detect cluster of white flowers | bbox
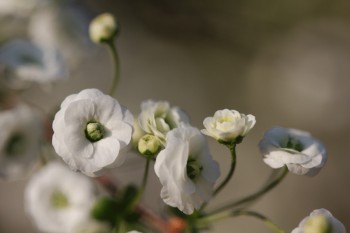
[0,9,345,233]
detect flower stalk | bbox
[197,209,285,233]
[106,41,120,96]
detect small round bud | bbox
[89,13,118,44]
[304,215,332,233]
[138,134,162,158]
[85,122,105,142]
[186,157,203,180]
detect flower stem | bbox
[106,40,120,96]
[209,166,288,215]
[214,143,237,196]
[197,209,285,233]
[141,158,151,192]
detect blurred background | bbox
[1,0,350,232]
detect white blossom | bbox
[154,126,220,215]
[28,2,95,67]
[0,40,67,87]
[202,109,255,143]
[0,104,42,180]
[138,100,190,144]
[291,209,346,233]
[259,127,327,176]
[25,162,97,233]
[52,88,134,176]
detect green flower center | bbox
[285,137,304,152]
[187,157,203,181]
[5,133,27,157]
[51,191,69,209]
[85,121,105,142]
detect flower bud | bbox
[85,122,105,142]
[89,13,118,44]
[304,215,331,233]
[138,134,162,158]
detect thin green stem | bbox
[199,144,237,212]
[209,166,288,215]
[106,41,120,96]
[198,209,285,233]
[141,158,151,192]
[214,144,237,196]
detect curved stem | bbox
[209,166,288,215]
[214,144,237,196]
[106,41,120,96]
[198,209,285,233]
[199,144,237,212]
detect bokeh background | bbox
[1,0,350,232]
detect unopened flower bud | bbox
[304,215,331,233]
[138,134,161,158]
[89,13,118,44]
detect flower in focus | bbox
[89,13,118,44]
[0,40,67,88]
[201,109,255,144]
[138,100,190,145]
[0,104,42,180]
[259,127,327,176]
[52,88,134,176]
[25,162,97,233]
[154,125,220,214]
[291,209,346,233]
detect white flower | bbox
[154,126,220,215]
[201,109,256,143]
[89,13,118,43]
[259,127,327,176]
[52,88,134,176]
[127,231,143,233]
[291,209,346,233]
[0,40,67,87]
[138,100,190,144]
[28,2,95,67]
[0,104,42,180]
[25,162,97,233]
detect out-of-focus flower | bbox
[25,162,97,233]
[0,104,42,180]
[89,13,118,44]
[259,127,327,176]
[127,231,143,233]
[0,0,42,17]
[154,126,220,214]
[73,219,111,233]
[0,40,67,88]
[201,109,255,143]
[138,100,190,145]
[291,209,346,233]
[52,89,134,176]
[28,2,95,67]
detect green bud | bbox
[89,13,118,44]
[304,215,332,233]
[138,134,162,158]
[186,157,203,180]
[85,122,105,142]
